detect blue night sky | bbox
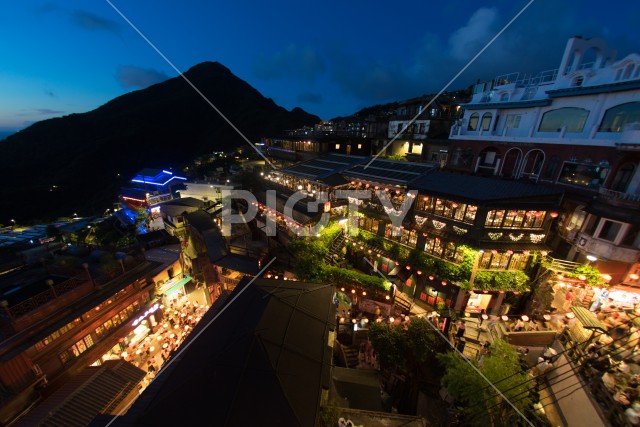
[1,0,639,133]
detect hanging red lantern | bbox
[429,276,434,280]
[406,265,411,270]
[417,270,422,275]
[441,281,447,286]
[423,196,429,201]
[452,203,458,208]
[550,212,559,218]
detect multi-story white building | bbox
[448,36,640,286]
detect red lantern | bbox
[406,265,411,270]
[429,276,434,280]
[441,281,447,286]
[452,203,458,208]
[417,270,422,275]
[550,212,559,218]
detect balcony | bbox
[575,232,640,263]
[597,187,640,209]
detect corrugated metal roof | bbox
[571,306,606,331]
[17,361,145,427]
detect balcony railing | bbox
[598,187,640,202]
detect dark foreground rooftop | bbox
[101,278,336,427]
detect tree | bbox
[367,322,407,371]
[439,339,532,426]
[288,238,327,282]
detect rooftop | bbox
[107,278,336,427]
[131,168,186,187]
[410,172,563,204]
[279,153,367,183]
[345,159,438,185]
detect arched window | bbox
[500,93,510,102]
[623,64,635,80]
[467,113,479,131]
[572,76,584,87]
[539,108,589,132]
[481,113,493,131]
[599,102,640,132]
[611,162,636,192]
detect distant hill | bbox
[0,62,319,223]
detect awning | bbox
[571,306,606,331]
[160,275,192,297]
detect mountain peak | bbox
[0,62,320,222]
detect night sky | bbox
[1,0,639,134]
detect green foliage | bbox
[368,322,408,371]
[473,270,530,292]
[318,405,342,427]
[369,317,442,373]
[566,264,605,286]
[323,265,389,291]
[439,339,532,426]
[288,232,388,291]
[386,154,407,161]
[288,238,327,282]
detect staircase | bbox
[325,231,346,264]
[393,291,412,313]
[342,346,359,368]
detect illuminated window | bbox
[335,144,340,150]
[467,113,479,131]
[539,108,589,132]
[357,144,362,149]
[481,113,493,131]
[558,163,608,188]
[599,102,640,132]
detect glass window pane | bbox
[539,108,589,132]
[598,221,622,242]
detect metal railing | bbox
[598,187,640,202]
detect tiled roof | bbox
[281,153,368,181]
[410,172,562,203]
[344,160,438,185]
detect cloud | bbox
[254,44,325,81]
[448,7,498,60]
[297,92,323,104]
[17,108,65,117]
[70,9,120,33]
[34,108,65,115]
[116,65,169,89]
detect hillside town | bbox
[1,36,640,426]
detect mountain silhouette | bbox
[0,62,319,223]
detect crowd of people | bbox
[119,297,210,391]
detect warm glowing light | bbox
[630,274,640,280]
[550,212,559,218]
